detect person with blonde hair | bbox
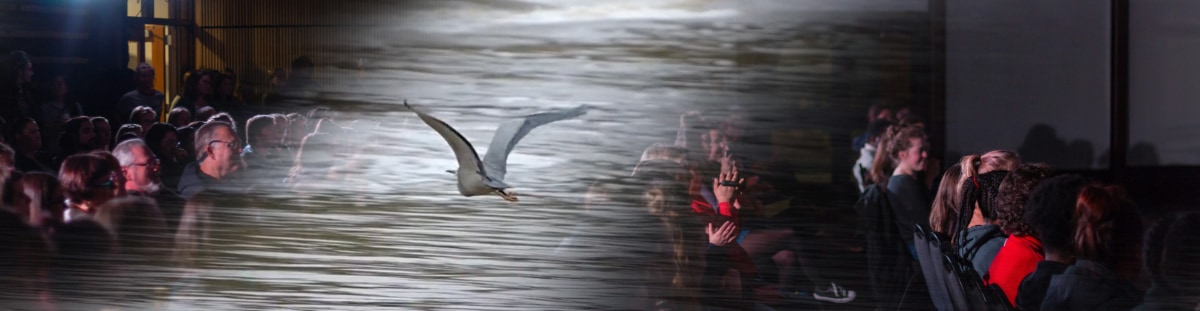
[959,150,1019,190]
[928,163,963,236]
[934,150,1020,237]
[869,123,931,250]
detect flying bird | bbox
[405,100,589,202]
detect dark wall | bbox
[1,0,128,118]
[1129,0,1200,167]
[943,0,1200,214]
[944,1,1111,170]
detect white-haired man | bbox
[113,138,185,230]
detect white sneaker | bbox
[813,282,856,303]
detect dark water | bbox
[6,1,925,310]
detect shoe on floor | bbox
[813,282,856,303]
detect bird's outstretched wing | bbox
[405,101,489,180]
[482,104,590,182]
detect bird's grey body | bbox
[406,101,588,201]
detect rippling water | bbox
[6,1,925,310]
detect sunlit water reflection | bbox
[6,1,923,310]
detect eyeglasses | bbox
[209,140,236,147]
[209,140,243,151]
[130,158,160,170]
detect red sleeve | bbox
[717,202,739,227]
[985,235,1044,305]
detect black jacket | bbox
[859,183,916,309]
[177,162,243,200]
[1016,260,1069,311]
[887,174,931,243]
[1041,259,1143,311]
[177,162,209,201]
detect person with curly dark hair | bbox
[953,168,1010,277]
[1015,174,1086,311]
[983,163,1052,305]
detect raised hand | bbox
[713,165,744,205]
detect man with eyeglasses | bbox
[114,138,185,230]
[178,121,245,200]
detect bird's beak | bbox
[445,170,457,174]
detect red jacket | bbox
[984,234,1044,305]
[692,197,755,278]
[691,197,740,227]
